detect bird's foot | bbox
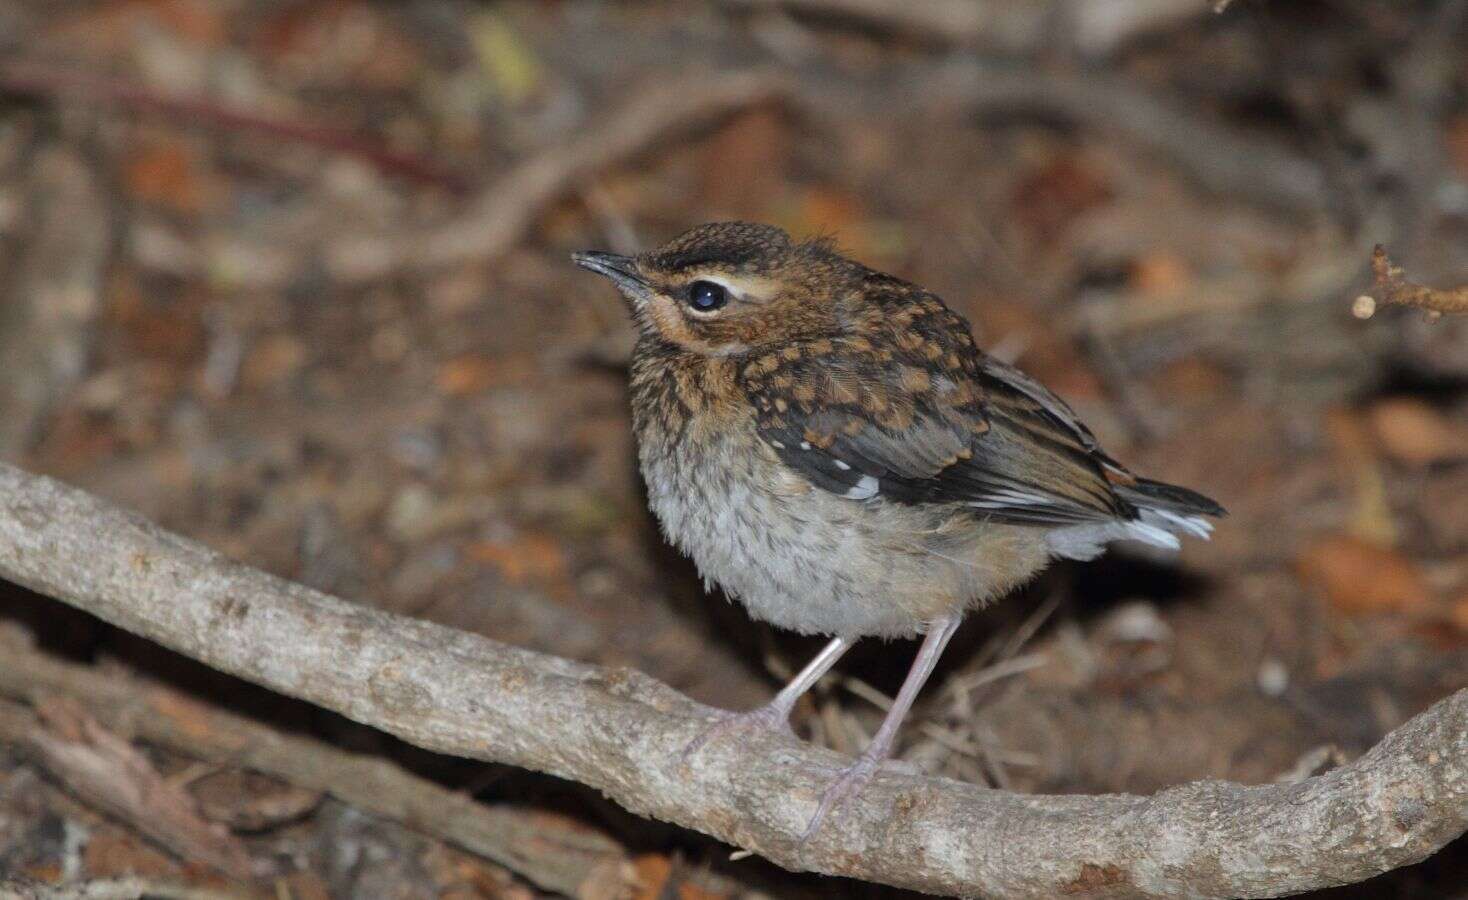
[799,751,881,842]
[681,703,795,762]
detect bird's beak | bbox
[572,251,650,301]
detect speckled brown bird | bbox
[573,222,1223,838]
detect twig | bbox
[0,635,632,900]
[0,697,253,879]
[0,461,1463,898]
[720,0,988,45]
[1352,245,1468,320]
[923,59,1332,214]
[324,70,788,283]
[0,60,466,193]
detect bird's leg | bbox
[800,616,961,842]
[682,635,853,759]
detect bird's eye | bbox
[686,280,727,312]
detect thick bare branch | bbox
[0,461,1463,898]
[1353,245,1468,320]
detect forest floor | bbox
[1,1,1467,897]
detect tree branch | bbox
[0,461,1463,898]
[1353,244,1468,320]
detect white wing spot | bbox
[843,474,879,500]
[799,441,812,450]
[833,459,851,470]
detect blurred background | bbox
[0,0,1466,897]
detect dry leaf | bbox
[1130,252,1194,296]
[700,106,789,215]
[1451,593,1468,634]
[83,829,179,879]
[1008,157,1113,242]
[631,853,674,900]
[435,354,535,396]
[125,141,214,214]
[1449,116,1468,180]
[1366,398,1468,468]
[1295,534,1432,615]
[467,533,567,584]
[241,333,307,390]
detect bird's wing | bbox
[739,302,1130,526]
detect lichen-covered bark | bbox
[0,462,1463,898]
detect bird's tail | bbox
[1116,477,1226,544]
[1046,477,1225,560]
[1119,477,1226,518]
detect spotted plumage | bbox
[573,222,1224,838]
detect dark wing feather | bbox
[738,294,1130,526]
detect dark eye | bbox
[687,280,727,312]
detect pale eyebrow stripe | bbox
[691,273,777,305]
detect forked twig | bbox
[1353,245,1468,320]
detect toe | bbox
[681,705,795,761]
[800,756,878,842]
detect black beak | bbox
[571,251,648,296]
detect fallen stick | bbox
[0,635,632,900]
[323,70,788,283]
[0,461,1463,898]
[0,697,253,879]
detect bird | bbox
[572,222,1223,839]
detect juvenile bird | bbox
[573,222,1222,838]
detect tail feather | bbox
[1117,478,1226,518]
[1046,477,1223,561]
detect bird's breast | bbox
[631,400,1047,638]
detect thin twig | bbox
[325,70,788,283]
[720,0,987,45]
[0,635,632,900]
[0,462,1464,898]
[1352,245,1468,320]
[0,60,466,193]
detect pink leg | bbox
[683,635,853,759]
[801,616,962,841]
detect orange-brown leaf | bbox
[1366,398,1468,468]
[467,533,567,585]
[1295,534,1432,615]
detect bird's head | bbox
[573,222,860,356]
